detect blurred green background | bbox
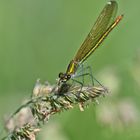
[0,0,140,140]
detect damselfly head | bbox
[58,72,71,84]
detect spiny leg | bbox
[74,65,94,85]
[75,65,106,89]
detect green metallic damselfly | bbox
[58,1,123,86]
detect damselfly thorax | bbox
[58,60,79,83]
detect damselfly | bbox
[58,0,123,85]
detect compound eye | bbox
[67,74,71,80]
[58,72,64,78]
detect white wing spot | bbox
[107,1,112,5]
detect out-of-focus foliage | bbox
[0,0,140,140]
